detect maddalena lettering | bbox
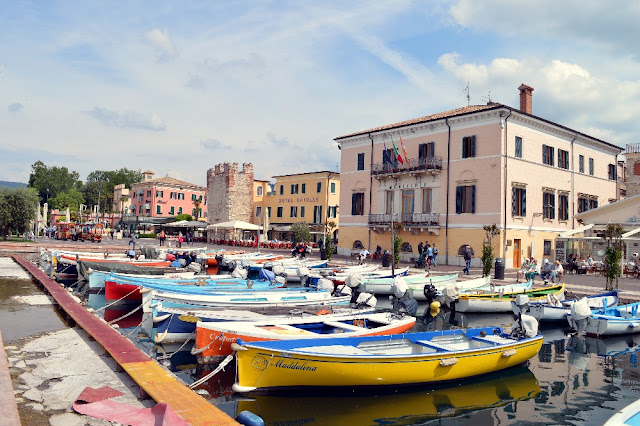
[274,359,317,371]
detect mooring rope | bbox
[96,285,141,312]
[188,354,234,389]
[156,330,196,360]
[107,304,142,325]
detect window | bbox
[542,145,554,166]
[290,206,298,218]
[589,198,598,210]
[635,161,640,176]
[419,142,435,163]
[170,192,177,199]
[256,206,262,217]
[139,205,144,214]
[558,149,569,169]
[351,193,364,215]
[422,188,432,213]
[279,185,284,195]
[608,163,617,180]
[156,190,164,198]
[512,187,526,217]
[330,182,336,194]
[316,182,322,193]
[291,184,299,194]
[462,136,476,158]
[156,205,161,215]
[402,190,415,218]
[257,186,263,196]
[192,208,197,217]
[147,190,151,197]
[357,153,365,171]
[543,192,555,219]
[300,206,305,218]
[578,195,598,213]
[204,197,207,205]
[169,206,174,215]
[301,183,306,194]
[178,207,182,215]
[559,194,569,221]
[328,206,337,218]
[385,191,394,214]
[192,194,197,201]
[314,206,323,223]
[384,148,396,165]
[277,207,283,217]
[455,185,475,214]
[515,136,522,158]
[543,240,552,256]
[267,207,272,218]
[178,193,185,200]
[579,155,585,173]
[589,158,594,176]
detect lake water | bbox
[10,278,640,425]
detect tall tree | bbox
[0,187,39,240]
[85,168,142,212]
[50,188,85,211]
[28,161,82,202]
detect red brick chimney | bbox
[518,84,534,114]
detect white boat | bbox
[567,301,640,337]
[604,398,640,425]
[309,264,380,285]
[88,269,201,289]
[526,290,619,322]
[325,266,408,286]
[457,285,566,313]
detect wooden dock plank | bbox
[13,255,237,425]
[0,330,22,426]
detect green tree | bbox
[50,188,85,211]
[28,161,82,202]
[174,213,193,222]
[392,223,403,267]
[324,221,337,260]
[481,224,501,277]
[291,222,312,243]
[192,199,202,219]
[85,168,142,212]
[0,187,39,240]
[603,223,624,290]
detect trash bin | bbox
[320,248,327,260]
[494,257,505,280]
[382,251,391,268]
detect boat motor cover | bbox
[272,265,285,276]
[232,267,248,279]
[165,254,176,262]
[393,276,409,298]
[511,313,538,338]
[334,284,352,297]
[399,298,418,316]
[316,278,334,292]
[441,283,460,306]
[356,292,377,308]
[274,276,286,286]
[259,268,276,281]
[346,273,364,288]
[186,262,201,273]
[570,297,592,321]
[297,267,310,277]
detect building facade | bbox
[336,85,621,267]
[206,162,254,225]
[253,171,340,242]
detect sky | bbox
[2,1,640,186]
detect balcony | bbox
[369,213,440,235]
[371,156,443,178]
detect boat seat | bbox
[415,340,454,352]
[293,345,372,356]
[471,335,514,346]
[323,321,367,331]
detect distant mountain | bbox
[0,181,27,189]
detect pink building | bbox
[336,85,622,268]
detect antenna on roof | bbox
[482,91,492,104]
[463,80,470,106]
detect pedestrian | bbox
[317,238,323,251]
[110,229,114,240]
[432,244,439,267]
[426,244,433,268]
[358,247,370,265]
[463,245,472,275]
[159,230,166,246]
[417,242,424,257]
[178,232,183,248]
[128,233,136,252]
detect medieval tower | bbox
[206,162,254,225]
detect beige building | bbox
[336,84,622,268]
[254,171,340,243]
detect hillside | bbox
[0,181,28,189]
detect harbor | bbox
[2,239,640,424]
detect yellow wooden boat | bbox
[456,284,566,313]
[232,327,543,393]
[236,366,540,425]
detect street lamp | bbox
[46,188,49,203]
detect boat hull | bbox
[457,285,565,313]
[233,329,543,392]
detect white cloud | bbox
[87,107,167,131]
[8,102,23,113]
[144,28,178,61]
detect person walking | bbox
[110,228,114,240]
[178,232,183,248]
[463,245,472,275]
[417,242,424,258]
[425,244,434,268]
[432,244,439,267]
[128,233,136,252]
[159,230,166,246]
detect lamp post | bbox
[46,188,49,203]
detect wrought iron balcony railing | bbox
[371,156,443,176]
[369,213,440,227]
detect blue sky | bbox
[1,1,639,185]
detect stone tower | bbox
[206,162,254,224]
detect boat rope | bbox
[188,354,234,389]
[96,285,142,312]
[124,323,142,337]
[254,353,274,389]
[190,332,224,355]
[156,331,196,360]
[154,313,174,344]
[107,304,142,325]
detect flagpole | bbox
[390,206,395,276]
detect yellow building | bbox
[253,171,340,243]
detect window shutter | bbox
[558,152,561,168]
[565,154,569,169]
[542,145,547,164]
[455,187,462,214]
[470,136,476,157]
[419,144,426,159]
[563,196,568,220]
[550,194,556,219]
[550,147,555,166]
[511,187,516,216]
[428,142,435,157]
[462,138,466,158]
[522,188,526,216]
[351,194,357,215]
[471,186,476,213]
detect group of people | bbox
[516,258,564,284]
[416,242,439,269]
[291,242,313,258]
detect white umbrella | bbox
[206,220,260,230]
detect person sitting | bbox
[540,259,553,282]
[374,245,382,259]
[549,260,564,283]
[358,248,370,265]
[566,254,578,274]
[525,259,540,281]
[516,258,531,283]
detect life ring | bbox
[316,309,331,315]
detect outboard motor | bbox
[355,292,377,309]
[332,283,353,298]
[297,267,310,287]
[317,278,334,293]
[272,264,286,279]
[345,272,364,304]
[390,276,417,316]
[569,297,592,334]
[511,295,539,339]
[232,266,248,279]
[274,276,286,287]
[423,284,438,305]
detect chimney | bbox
[518,84,534,114]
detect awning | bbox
[206,220,260,231]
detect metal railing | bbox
[369,213,440,226]
[371,156,443,176]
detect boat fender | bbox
[237,410,265,426]
[316,309,331,315]
[439,358,458,367]
[502,349,517,357]
[230,342,248,351]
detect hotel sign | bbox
[278,197,319,203]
